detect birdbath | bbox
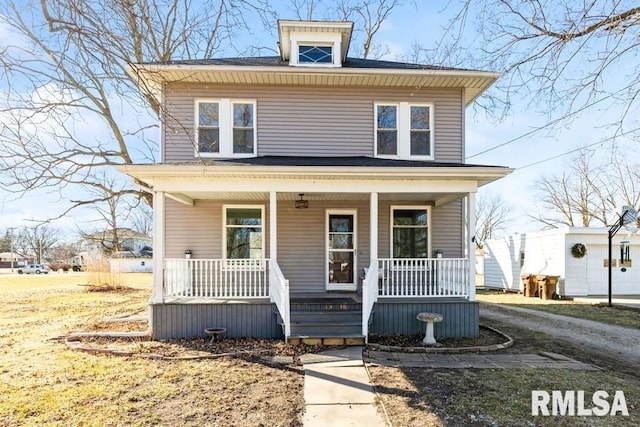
[416,312,443,345]
[204,327,227,344]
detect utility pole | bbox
[8,227,15,273]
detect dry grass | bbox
[477,290,640,329]
[370,314,640,426]
[0,272,304,426]
[370,366,640,426]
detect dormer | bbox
[277,20,353,67]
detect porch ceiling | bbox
[165,191,468,206]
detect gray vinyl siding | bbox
[431,200,464,258]
[164,198,270,259]
[151,302,281,339]
[370,300,479,338]
[163,84,463,162]
[278,200,370,294]
[164,197,462,292]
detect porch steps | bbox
[279,297,365,346]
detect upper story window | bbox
[298,45,333,64]
[375,102,434,160]
[196,99,256,157]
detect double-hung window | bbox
[375,102,433,160]
[196,99,256,157]
[391,207,430,259]
[224,206,264,259]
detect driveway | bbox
[480,302,640,366]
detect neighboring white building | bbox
[484,227,640,296]
[82,228,152,253]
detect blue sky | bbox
[0,1,635,238]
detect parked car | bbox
[17,264,51,275]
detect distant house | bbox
[82,228,152,253]
[119,19,511,343]
[484,227,640,296]
[0,252,28,268]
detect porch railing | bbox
[362,260,379,340]
[377,258,470,298]
[164,258,270,298]
[269,260,290,340]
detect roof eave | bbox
[118,164,513,186]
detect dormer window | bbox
[278,20,353,68]
[299,45,333,64]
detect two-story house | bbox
[120,20,512,344]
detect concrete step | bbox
[290,321,361,336]
[288,335,365,346]
[290,311,362,323]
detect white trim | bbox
[152,191,165,304]
[269,192,277,260]
[194,98,257,158]
[390,205,432,259]
[222,204,265,260]
[326,209,358,291]
[145,177,482,194]
[467,192,477,301]
[374,102,434,160]
[370,193,378,262]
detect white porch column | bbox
[152,191,165,304]
[270,191,277,261]
[370,192,378,264]
[467,192,477,301]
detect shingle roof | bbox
[145,56,476,72]
[163,156,506,169]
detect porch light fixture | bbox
[184,249,192,259]
[295,193,309,209]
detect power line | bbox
[466,89,631,160]
[515,127,640,170]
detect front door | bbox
[326,210,357,291]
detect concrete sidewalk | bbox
[300,347,387,427]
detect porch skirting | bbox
[151,301,282,340]
[369,299,479,338]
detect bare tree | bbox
[439,1,640,137]
[129,203,153,237]
[51,242,81,261]
[530,149,640,228]
[284,0,411,59]
[17,225,62,263]
[474,194,511,248]
[0,0,273,220]
[78,173,135,255]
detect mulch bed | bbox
[368,326,507,348]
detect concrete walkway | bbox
[300,347,388,427]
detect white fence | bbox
[164,258,269,298]
[377,258,470,298]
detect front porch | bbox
[120,157,513,341]
[151,256,476,341]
